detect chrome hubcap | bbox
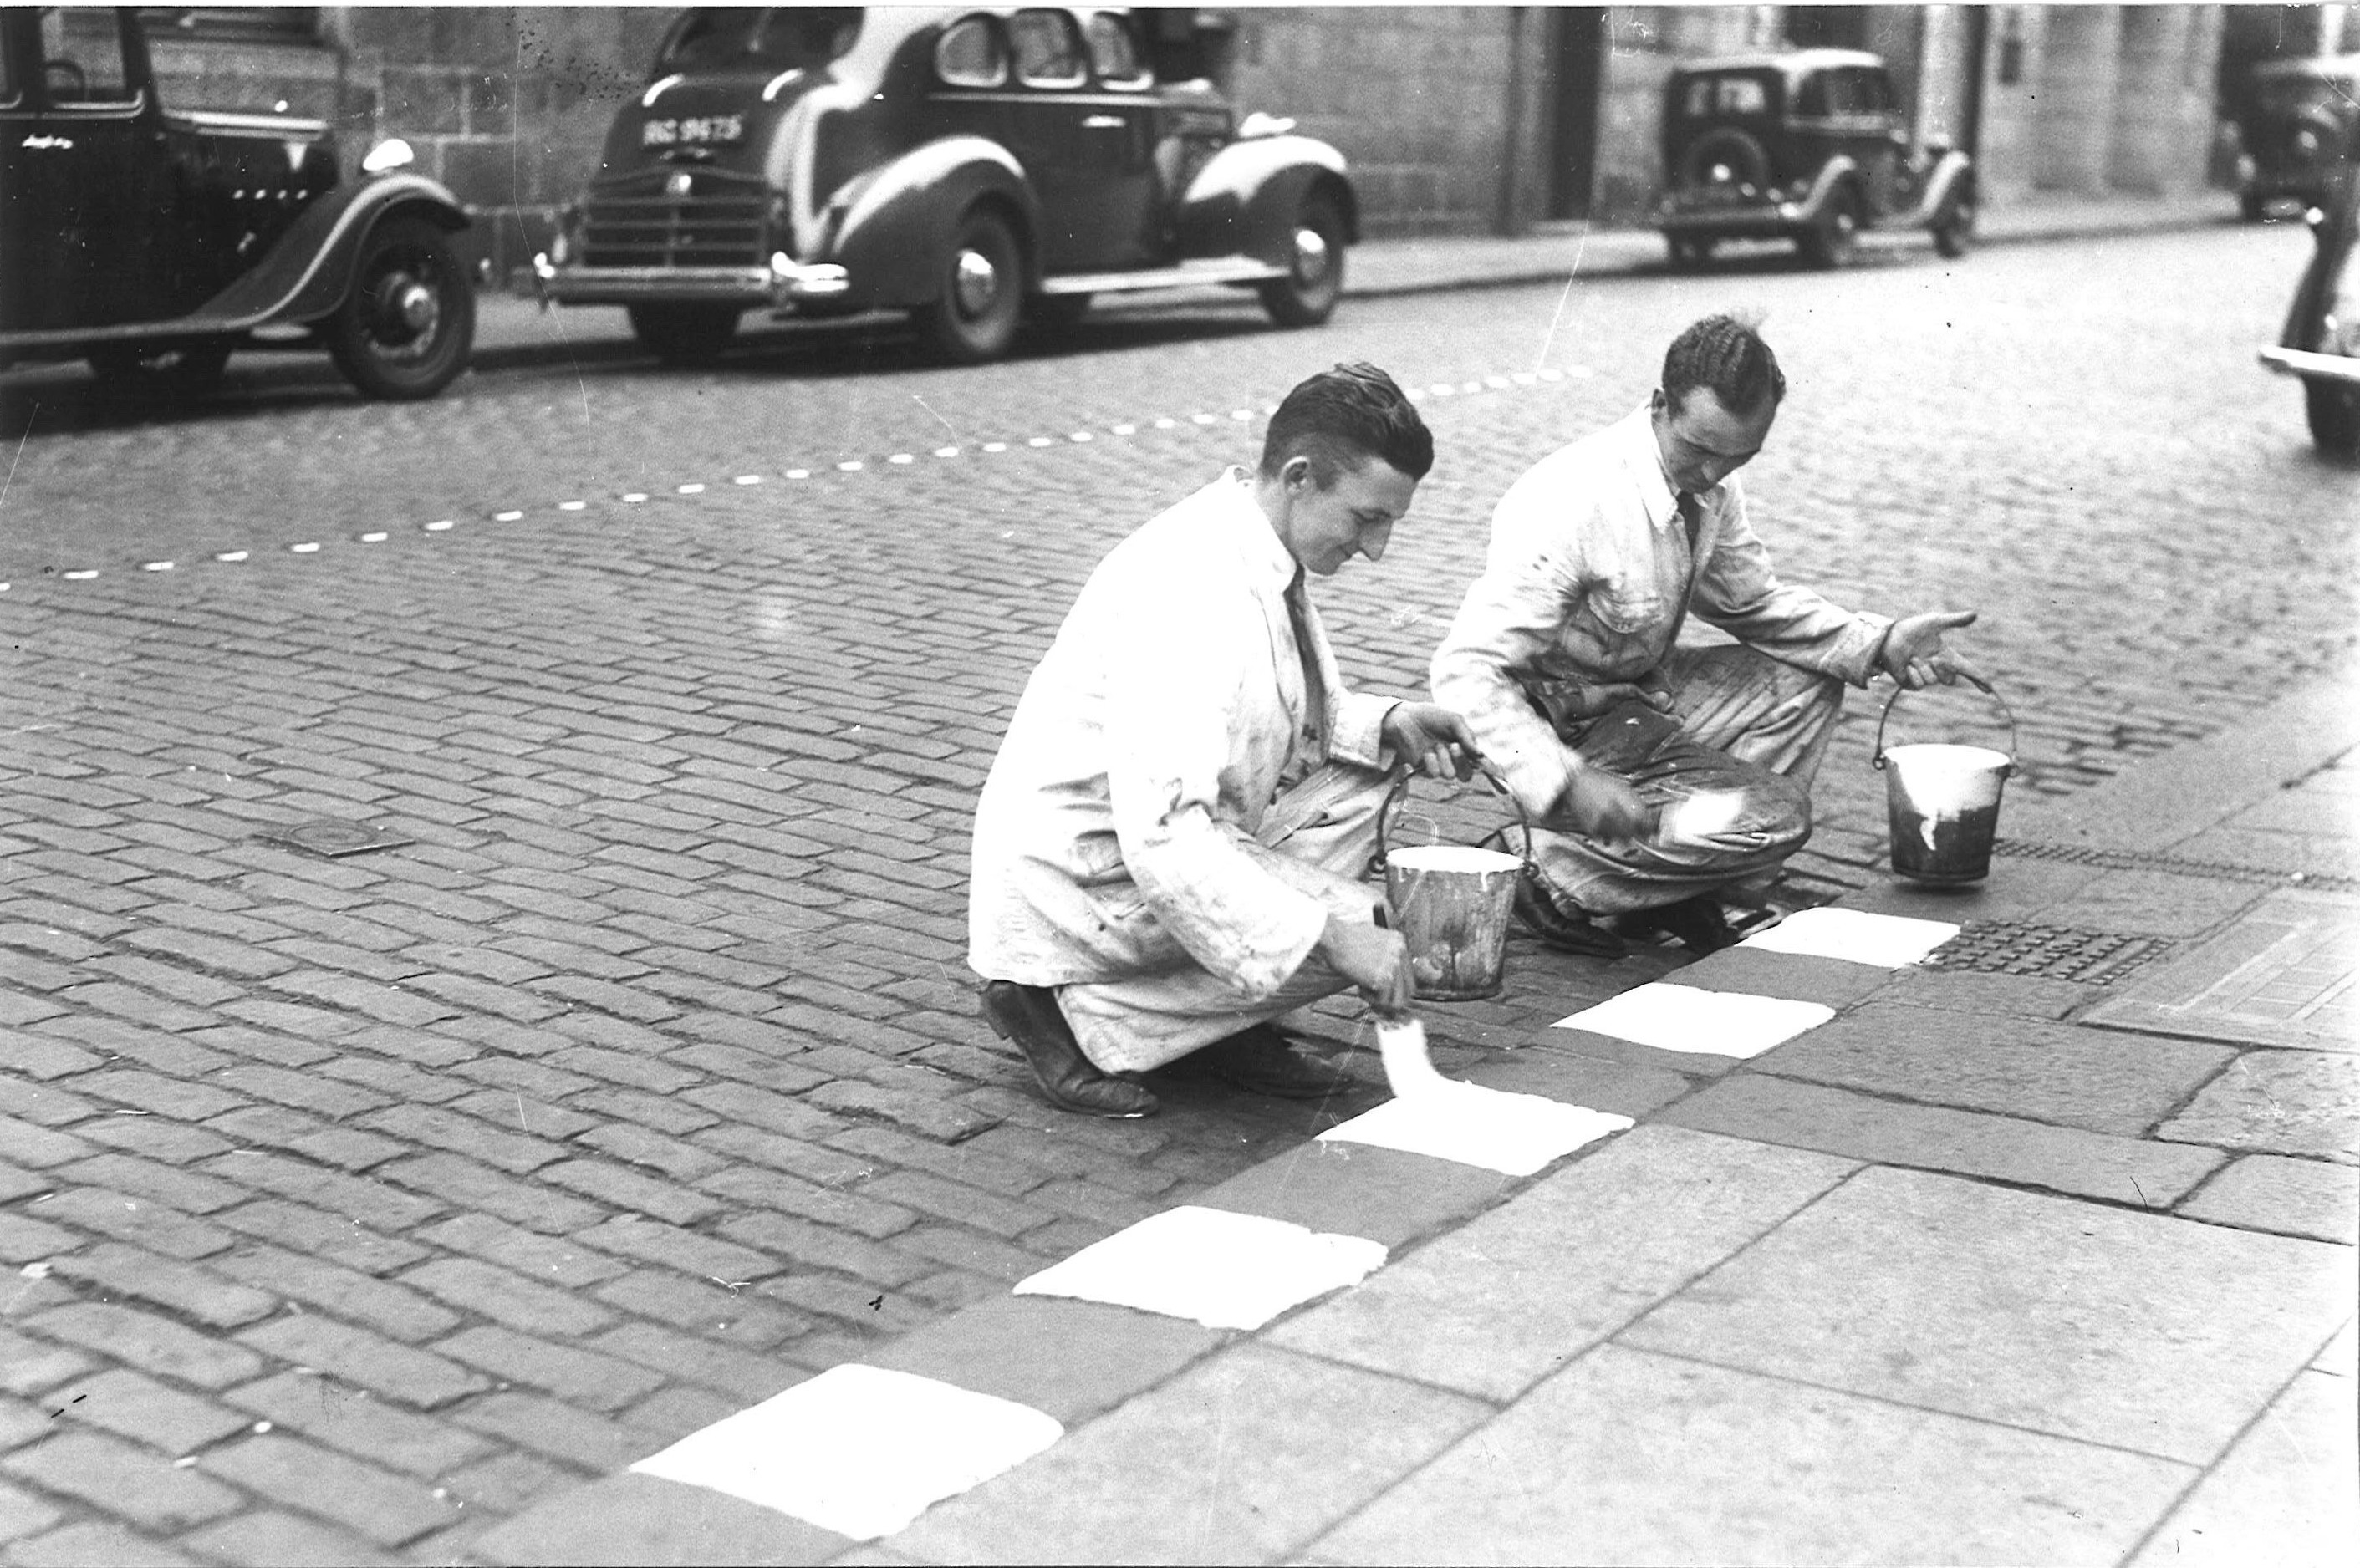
[1292,226,1330,283]
[953,248,1000,316]
[377,273,439,342]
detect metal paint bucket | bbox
[1377,763,1530,1000]
[1873,678,2019,884]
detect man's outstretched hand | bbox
[1383,701,1481,779]
[1321,914,1412,1016]
[1879,609,1987,690]
[1558,766,1652,843]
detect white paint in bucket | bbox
[1385,844,1520,874]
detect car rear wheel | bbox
[1797,188,1859,269]
[628,304,742,364]
[1258,191,1347,328]
[86,341,232,401]
[916,207,1024,364]
[325,216,475,400]
[2306,379,2360,461]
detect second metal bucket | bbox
[1376,762,1530,1000]
[1873,676,2019,884]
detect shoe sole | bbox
[981,992,1158,1118]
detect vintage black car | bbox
[2259,165,2360,459]
[2235,53,2360,222]
[1656,49,1975,269]
[0,7,474,400]
[529,6,1356,364]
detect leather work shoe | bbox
[1619,896,1741,955]
[980,981,1159,1119]
[1180,1024,1348,1099]
[1509,868,1627,960]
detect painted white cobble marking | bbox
[360,532,389,542]
[63,569,98,579]
[289,542,320,554]
[559,500,589,510]
[143,562,173,572]
[1322,1089,1631,1177]
[1740,907,1960,967]
[934,445,961,458]
[734,474,762,485]
[624,491,649,502]
[1555,984,1833,1060]
[630,1364,1062,1542]
[425,521,455,532]
[215,552,247,563]
[1013,1205,1386,1331]
[981,441,1007,453]
[889,453,915,465]
[678,482,706,493]
[838,461,864,472]
[1027,435,1053,447]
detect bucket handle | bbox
[1873,671,2019,775]
[1375,758,1534,876]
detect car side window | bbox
[38,8,134,104]
[1009,8,1085,89]
[935,14,1008,89]
[1858,70,1895,116]
[1085,12,1150,89]
[1795,73,1830,117]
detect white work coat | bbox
[969,470,1394,1002]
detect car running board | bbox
[1037,257,1287,296]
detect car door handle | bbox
[1081,115,1125,130]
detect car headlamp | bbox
[361,139,415,175]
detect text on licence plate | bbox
[643,115,745,148]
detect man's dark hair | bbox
[1258,361,1435,485]
[1662,313,1786,417]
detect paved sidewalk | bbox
[474,664,2358,1566]
[471,188,2238,371]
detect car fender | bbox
[1175,135,1357,265]
[819,136,1040,306]
[1788,154,1863,222]
[1899,150,1975,227]
[192,172,472,328]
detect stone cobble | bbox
[3,227,2356,1559]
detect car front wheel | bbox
[1257,191,1347,328]
[2306,378,2360,460]
[325,216,475,400]
[628,304,743,364]
[916,207,1024,364]
[1797,188,1860,269]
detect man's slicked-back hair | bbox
[1662,313,1786,418]
[1258,361,1435,486]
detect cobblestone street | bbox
[2,223,2355,1562]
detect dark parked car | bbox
[2259,165,2360,459]
[2235,53,2360,222]
[0,7,476,400]
[529,6,1356,364]
[1656,48,1975,269]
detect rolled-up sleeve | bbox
[1101,590,1328,1002]
[1694,485,1892,685]
[1430,510,1589,820]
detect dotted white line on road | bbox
[734,475,762,486]
[62,569,98,579]
[559,500,589,510]
[494,510,524,521]
[982,441,1007,453]
[1068,432,1092,443]
[677,483,706,495]
[933,445,960,459]
[143,562,173,572]
[289,542,320,554]
[360,532,388,542]
[624,491,650,502]
[425,521,454,533]
[216,552,247,563]
[1027,436,1053,447]
[784,470,809,480]
[889,453,915,465]
[838,461,864,471]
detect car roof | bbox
[770,6,1139,77]
[1671,48,1888,80]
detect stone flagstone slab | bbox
[1317,1083,1632,1176]
[629,1363,1062,1542]
[883,1344,1488,1565]
[1553,983,1833,1059]
[1307,1344,2192,1567]
[1619,1163,2357,1464]
[1267,1126,1857,1403]
[1739,905,1960,967]
[1012,1206,1385,1331]
[2128,1367,2359,1568]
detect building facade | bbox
[127,3,2286,271]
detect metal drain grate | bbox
[1924,919,2177,986]
[255,819,414,858]
[1995,838,2358,893]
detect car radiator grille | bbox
[583,188,771,268]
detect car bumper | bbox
[1658,196,1817,238]
[2260,344,2360,385]
[525,259,850,308]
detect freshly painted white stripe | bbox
[630,1364,1060,1541]
[559,499,589,509]
[1013,1205,1384,1331]
[1322,1087,1631,1177]
[1740,906,1960,968]
[1554,984,1833,1059]
[624,492,650,502]
[424,521,454,532]
[359,532,388,542]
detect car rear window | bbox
[1679,72,1774,118]
[1086,12,1150,89]
[659,8,862,75]
[1009,8,1086,88]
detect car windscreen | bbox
[658,8,863,74]
[1675,71,1778,119]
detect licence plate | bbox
[643,115,746,149]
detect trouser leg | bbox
[1527,645,1843,917]
[1059,761,1394,1073]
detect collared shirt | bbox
[1431,403,1891,817]
[970,469,1394,1000]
